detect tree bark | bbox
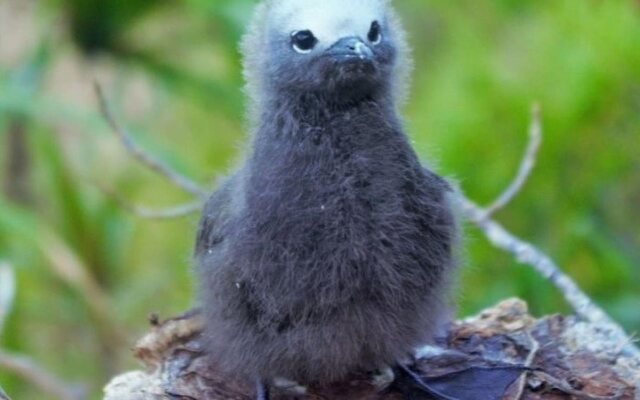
[104,299,639,399]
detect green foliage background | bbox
[0,0,638,398]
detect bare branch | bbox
[532,370,624,400]
[456,194,640,359]
[0,262,16,336]
[98,184,203,220]
[106,299,639,400]
[0,384,11,400]
[119,201,203,220]
[0,351,86,400]
[454,104,638,359]
[514,331,540,400]
[94,83,208,200]
[484,104,542,217]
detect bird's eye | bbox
[291,30,318,54]
[368,21,382,45]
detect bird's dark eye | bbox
[291,30,318,54]
[368,21,382,45]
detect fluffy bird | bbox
[195,0,457,398]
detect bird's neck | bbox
[254,92,400,143]
[245,93,413,190]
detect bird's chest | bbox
[246,130,430,261]
[235,119,450,322]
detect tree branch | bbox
[0,351,86,400]
[0,385,11,400]
[456,194,640,359]
[95,83,208,200]
[104,299,639,399]
[0,264,89,400]
[0,262,16,336]
[117,201,203,220]
[98,184,202,220]
[513,330,540,399]
[453,103,639,359]
[483,104,542,217]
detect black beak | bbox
[325,37,374,62]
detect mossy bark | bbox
[104,299,639,400]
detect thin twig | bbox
[98,184,203,220]
[0,385,10,400]
[513,331,540,399]
[456,194,640,360]
[119,201,203,220]
[0,262,16,336]
[484,104,542,217]
[456,103,638,359]
[94,83,208,199]
[0,351,86,400]
[532,370,624,400]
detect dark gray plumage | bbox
[195,0,457,389]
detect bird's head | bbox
[243,0,411,110]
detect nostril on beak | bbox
[327,37,374,61]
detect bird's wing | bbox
[194,173,239,257]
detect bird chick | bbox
[195,0,457,398]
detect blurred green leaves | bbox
[51,0,166,55]
[1,0,639,398]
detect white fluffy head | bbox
[242,0,412,121]
[265,0,388,50]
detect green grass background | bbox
[0,0,638,398]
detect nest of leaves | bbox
[104,299,639,400]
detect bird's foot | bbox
[414,344,461,360]
[369,366,396,391]
[256,379,270,400]
[272,377,308,396]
